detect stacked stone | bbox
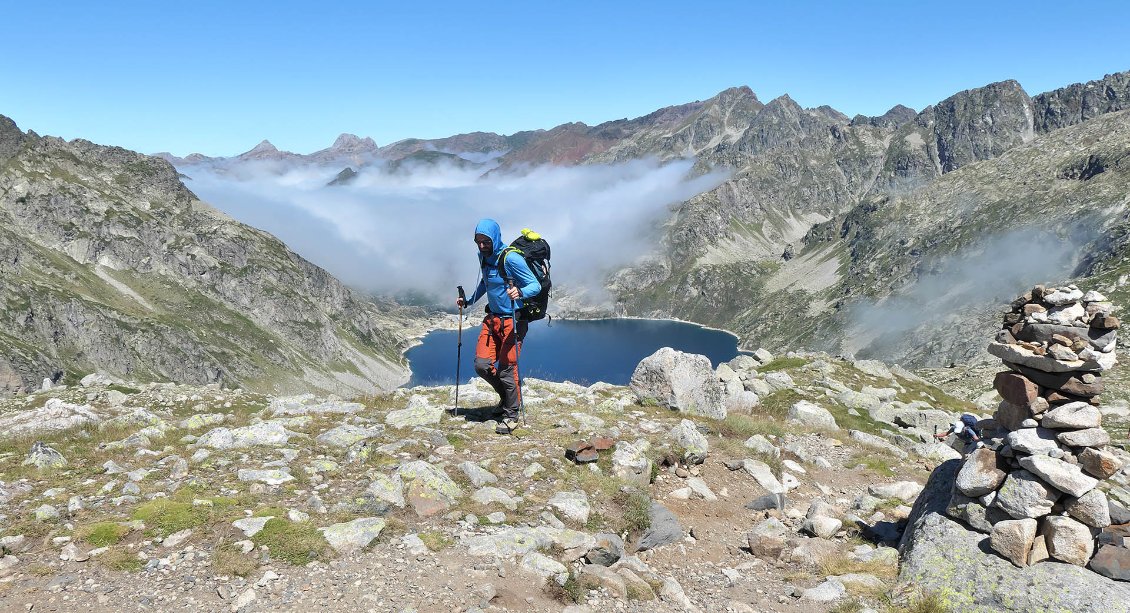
[948,284,1129,580]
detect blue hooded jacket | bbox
[468,218,541,317]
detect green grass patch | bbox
[212,543,258,577]
[250,518,330,565]
[852,453,897,478]
[100,547,143,572]
[830,599,865,613]
[106,384,141,395]
[418,530,454,551]
[616,491,651,536]
[758,357,808,372]
[132,500,211,536]
[885,591,953,613]
[714,413,785,439]
[253,506,288,518]
[894,375,976,414]
[819,556,897,579]
[76,522,130,547]
[544,573,585,604]
[755,389,804,419]
[445,433,469,452]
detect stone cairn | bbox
[948,284,1129,579]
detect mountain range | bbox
[4,69,1130,395]
[162,70,1130,368]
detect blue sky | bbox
[3,0,1128,157]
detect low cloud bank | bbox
[182,157,729,305]
[847,223,1099,347]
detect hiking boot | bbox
[495,418,519,435]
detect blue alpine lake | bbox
[405,318,747,387]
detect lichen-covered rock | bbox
[463,527,553,558]
[900,460,1130,612]
[458,461,498,488]
[0,399,100,436]
[630,348,727,419]
[366,473,405,509]
[22,442,67,469]
[667,419,709,465]
[269,395,365,416]
[519,551,567,585]
[319,517,385,553]
[743,434,779,457]
[547,491,590,525]
[994,470,1059,519]
[385,395,442,428]
[178,413,226,430]
[315,424,384,448]
[236,469,294,485]
[471,487,518,511]
[397,460,462,517]
[198,422,298,449]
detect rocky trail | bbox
[1,319,1128,612]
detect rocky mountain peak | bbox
[330,133,378,152]
[0,114,27,163]
[1034,70,1130,133]
[246,139,278,154]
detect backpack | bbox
[958,413,981,441]
[497,228,552,322]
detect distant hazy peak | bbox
[247,139,278,154]
[331,133,378,151]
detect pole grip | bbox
[457,285,466,302]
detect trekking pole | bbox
[454,286,465,415]
[508,281,526,427]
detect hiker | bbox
[456,218,541,434]
[934,413,984,454]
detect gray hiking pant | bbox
[473,314,528,418]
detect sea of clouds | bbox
[181,155,729,305]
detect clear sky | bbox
[3,0,1129,157]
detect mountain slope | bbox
[0,116,415,397]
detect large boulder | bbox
[630,348,727,419]
[0,399,100,436]
[787,401,838,430]
[899,460,1130,611]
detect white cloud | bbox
[182,156,729,305]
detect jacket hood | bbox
[474,218,505,262]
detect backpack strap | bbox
[496,246,523,282]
